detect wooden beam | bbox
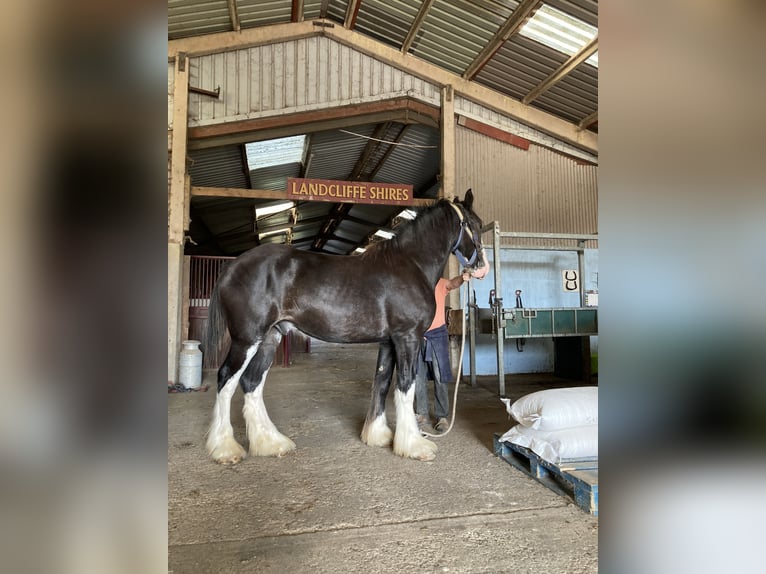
[458,115,529,150]
[522,36,598,105]
[169,55,189,244]
[440,85,455,201]
[578,111,598,130]
[368,125,410,179]
[168,20,597,153]
[227,0,240,32]
[187,97,440,148]
[192,185,434,206]
[321,21,597,154]
[192,186,292,200]
[168,20,317,59]
[463,0,541,80]
[401,0,435,54]
[291,0,304,22]
[344,0,362,30]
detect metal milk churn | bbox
[179,340,203,389]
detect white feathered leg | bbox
[243,370,296,457]
[393,386,437,461]
[361,412,393,447]
[206,344,258,464]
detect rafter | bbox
[226,0,240,32]
[522,36,598,105]
[344,0,362,30]
[463,0,541,80]
[578,111,598,130]
[368,125,409,179]
[291,0,304,23]
[401,0,435,54]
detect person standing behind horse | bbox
[415,271,470,433]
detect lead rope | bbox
[421,276,470,439]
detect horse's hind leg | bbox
[206,340,259,464]
[361,341,395,447]
[240,328,296,457]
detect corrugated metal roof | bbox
[409,0,505,76]
[171,0,598,256]
[168,0,232,39]
[188,145,249,189]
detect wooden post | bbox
[168,54,189,384]
[440,84,455,201]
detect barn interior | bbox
[168,1,599,571]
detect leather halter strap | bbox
[448,202,478,267]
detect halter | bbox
[448,202,479,268]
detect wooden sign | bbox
[287,177,415,206]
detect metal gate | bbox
[188,256,233,368]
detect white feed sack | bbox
[500,387,598,464]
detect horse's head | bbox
[448,189,489,279]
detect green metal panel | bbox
[553,309,577,334]
[529,310,553,336]
[576,309,598,334]
[502,308,598,338]
[504,312,530,337]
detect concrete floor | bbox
[168,341,598,573]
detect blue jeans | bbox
[414,351,450,420]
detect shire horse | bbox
[204,189,487,464]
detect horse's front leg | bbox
[392,336,438,461]
[361,341,395,447]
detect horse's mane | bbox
[359,199,453,260]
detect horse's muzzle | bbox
[468,250,489,279]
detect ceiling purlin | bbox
[367,125,409,180]
[401,0,435,54]
[522,36,598,105]
[344,0,363,30]
[227,0,240,32]
[312,204,354,252]
[291,0,304,22]
[348,123,392,180]
[239,145,253,188]
[463,0,542,80]
[319,0,330,19]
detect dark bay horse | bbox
[204,189,487,463]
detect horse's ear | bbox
[463,188,474,210]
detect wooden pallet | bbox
[493,433,598,516]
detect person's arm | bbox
[444,272,471,292]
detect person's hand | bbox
[461,271,471,282]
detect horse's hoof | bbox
[415,450,437,462]
[211,446,247,465]
[361,416,393,447]
[216,453,244,465]
[394,436,438,461]
[207,435,247,465]
[250,435,297,457]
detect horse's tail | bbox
[203,281,228,369]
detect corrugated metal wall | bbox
[455,95,596,163]
[455,125,597,247]
[187,36,441,126]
